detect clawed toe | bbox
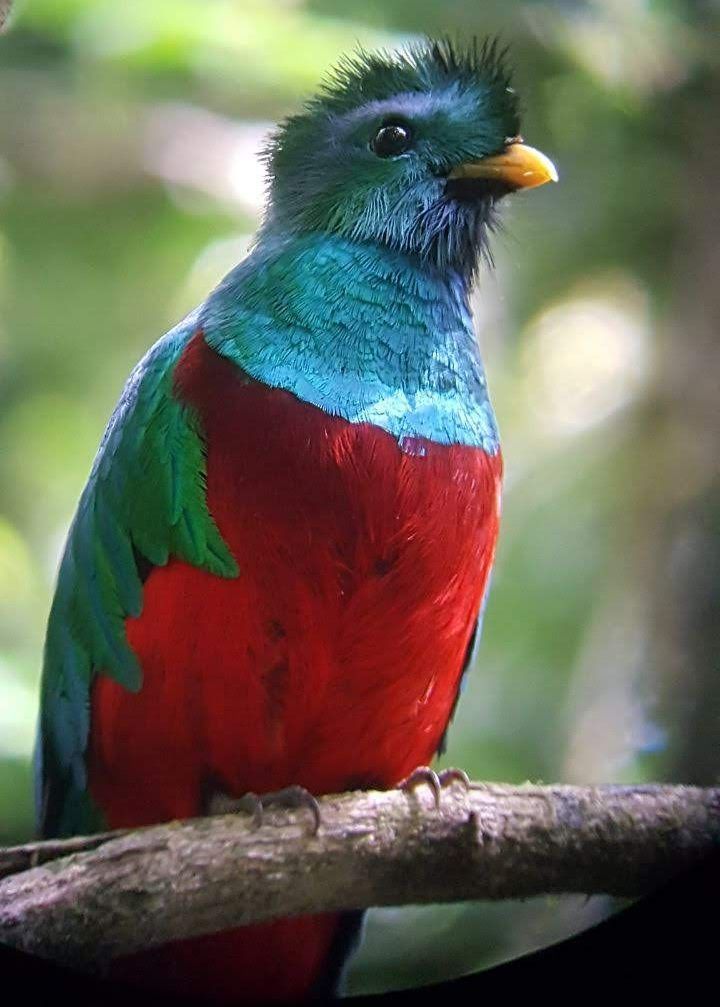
[206,790,263,826]
[399,766,442,808]
[206,785,321,834]
[398,766,470,809]
[437,767,470,790]
[259,785,321,835]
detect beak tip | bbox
[528,147,559,187]
[448,143,558,190]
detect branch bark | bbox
[0,782,717,969]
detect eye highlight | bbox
[371,121,413,158]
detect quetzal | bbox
[35,38,556,1003]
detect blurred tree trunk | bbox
[645,57,720,784]
[562,18,720,787]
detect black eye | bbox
[371,122,413,158]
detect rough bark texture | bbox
[0,0,13,33]
[0,782,717,970]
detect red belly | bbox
[88,333,502,1001]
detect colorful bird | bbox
[35,38,556,1003]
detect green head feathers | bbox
[261,38,553,280]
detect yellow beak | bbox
[448,142,558,190]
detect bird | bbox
[35,37,557,1004]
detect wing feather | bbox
[36,318,238,837]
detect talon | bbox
[399,766,442,809]
[437,768,470,791]
[399,766,471,809]
[259,785,321,836]
[206,790,264,827]
[205,785,321,834]
[246,793,265,829]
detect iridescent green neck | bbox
[201,234,499,453]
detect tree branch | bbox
[0,0,13,34]
[0,782,717,969]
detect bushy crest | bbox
[261,36,522,283]
[312,36,517,121]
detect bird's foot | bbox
[398,766,470,809]
[207,784,321,835]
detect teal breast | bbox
[202,234,500,453]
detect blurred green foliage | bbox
[0,0,717,994]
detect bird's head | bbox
[262,38,557,282]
